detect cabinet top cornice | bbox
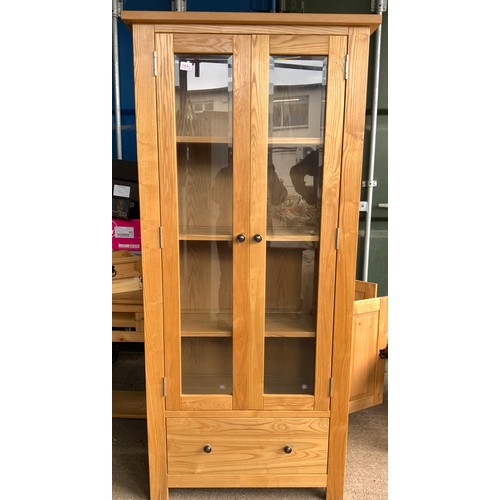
[121,11,381,35]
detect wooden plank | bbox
[263,395,314,411]
[231,34,252,411]
[327,27,371,500]
[155,25,349,36]
[270,35,329,54]
[112,390,146,419]
[164,410,331,418]
[132,24,167,500]
[167,474,327,488]
[112,330,144,343]
[313,35,347,412]
[112,275,142,294]
[121,11,381,33]
[353,296,381,315]
[173,34,233,53]
[181,395,232,411]
[232,35,251,409]
[156,33,182,411]
[111,289,143,305]
[247,34,269,410]
[354,279,378,300]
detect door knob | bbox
[236,234,246,243]
[203,445,212,453]
[253,234,263,243]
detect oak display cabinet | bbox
[121,11,385,500]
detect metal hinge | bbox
[159,226,163,248]
[344,54,349,80]
[329,378,333,397]
[335,228,340,250]
[162,377,167,397]
[359,201,368,212]
[362,180,378,188]
[153,51,157,77]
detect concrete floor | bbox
[112,351,388,499]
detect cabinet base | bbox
[167,475,327,488]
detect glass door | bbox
[156,33,252,411]
[261,36,348,411]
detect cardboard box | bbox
[112,159,138,183]
[112,197,139,219]
[112,159,140,219]
[112,218,141,253]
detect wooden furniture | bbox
[121,11,384,500]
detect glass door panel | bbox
[264,55,327,395]
[175,54,233,396]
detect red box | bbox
[112,218,141,253]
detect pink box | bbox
[112,218,141,253]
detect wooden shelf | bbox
[180,312,316,338]
[268,137,322,145]
[176,136,322,146]
[177,136,230,144]
[112,390,146,419]
[266,312,316,337]
[266,233,319,242]
[179,227,232,241]
[181,313,232,337]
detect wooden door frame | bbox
[326,26,371,500]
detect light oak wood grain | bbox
[327,27,371,500]
[132,24,167,500]
[167,417,329,475]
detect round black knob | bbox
[283,446,292,454]
[253,234,263,243]
[236,234,246,243]
[203,445,212,454]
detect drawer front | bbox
[166,417,329,475]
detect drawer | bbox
[166,417,329,475]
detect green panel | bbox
[361,114,388,220]
[305,0,389,297]
[356,220,388,297]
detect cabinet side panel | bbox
[327,26,371,500]
[132,24,168,500]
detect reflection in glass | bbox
[267,56,327,238]
[175,55,233,238]
[264,56,327,395]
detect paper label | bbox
[115,226,135,239]
[180,61,194,72]
[113,184,131,198]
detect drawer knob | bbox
[203,445,212,454]
[283,445,293,454]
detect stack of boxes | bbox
[112,160,141,254]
